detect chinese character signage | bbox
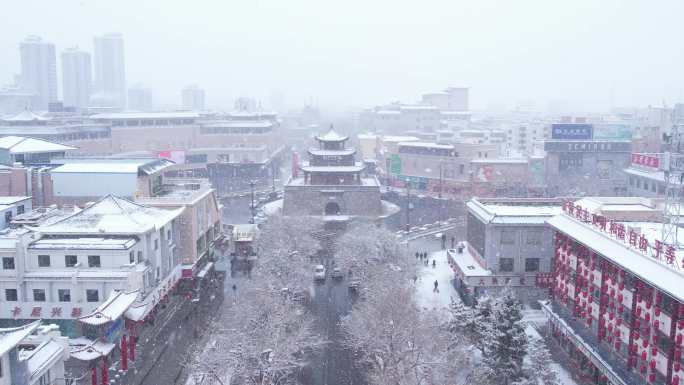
[631,153,660,169]
[551,123,594,140]
[544,141,631,153]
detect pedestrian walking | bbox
[433,280,439,292]
[432,259,436,268]
[415,251,419,259]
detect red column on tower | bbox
[121,335,128,371]
[129,335,136,361]
[101,357,108,385]
[91,366,97,385]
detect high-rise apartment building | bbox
[93,33,126,109]
[19,36,58,110]
[181,85,205,111]
[61,47,91,110]
[128,84,153,111]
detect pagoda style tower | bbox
[282,127,383,217]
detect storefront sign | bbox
[551,123,593,140]
[631,153,660,169]
[544,141,631,153]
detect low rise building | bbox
[624,153,669,198]
[0,320,69,385]
[451,198,562,305]
[0,195,183,336]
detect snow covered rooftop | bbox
[624,167,670,184]
[307,148,356,156]
[50,158,173,175]
[0,136,76,154]
[90,111,200,120]
[376,110,401,115]
[29,237,137,250]
[3,110,50,122]
[399,105,439,111]
[0,320,40,357]
[398,141,454,149]
[547,214,684,303]
[0,196,31,205]
[316,128,348,142]
[381,136,420,143]
[22,339,66,380]
[300,163,365,173]
[471,158,528,164]
[79,290,139,326]
[29,195,183,235]
[447,245,492,277]
[202,120,274,128]
[467,198,563,225]
[69,338,115,361]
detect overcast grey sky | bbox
[2,0,684,113]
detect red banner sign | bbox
[631,153,660,169]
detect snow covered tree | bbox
[254,215,324,290]
[472,296,494,354]
[516,337,561,385]
[187,279,320,385]
[334,219,411,282]
[480,288,528,385]
[341,281,451,385]
[447,299,477,347]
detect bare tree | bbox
[254,215,324,291]
[188,280,320,385]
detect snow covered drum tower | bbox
[281,127,384,217]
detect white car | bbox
[313,265,326,281]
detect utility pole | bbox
[249,180,256,224]
[405,181,411,233]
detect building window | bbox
[38,369,50,385]
[137,251,143,263]
[629,176,635,187]
[88,255,101,268]
[167,229,172,241]
[58,289,71,302]
[5,288,17,301]
[38,255,51,267]
[499,258,514,272]
[500,230,516,245]
[154,239,159,250]
[129,251,135,264]
[17,205,24,215]
[4,211,11,223]
[2,257,14,269]
[86,289,99,302]
[33,289,46,302]
[643,180,649,191]
[526,230,542,245]
[459,164,464,174]
[65,255,78,267]
[525,258,540,272]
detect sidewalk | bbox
[414,249,461,310]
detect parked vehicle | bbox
[313,264,326,281]
[331,267,344,279]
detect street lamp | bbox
[249,180,256,224]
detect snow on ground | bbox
[415,249,460,310]
[525,321,579,385]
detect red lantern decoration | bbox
[654,320,659,330]
[617,318,622,326]
[646,301,652,310]
[674,375,680,385]
[619,282,625,290]
[677,334,683,346]
[653,334,658,344]
[618,294,623,303]
[645,313,651,322]
[652,347,658,356]
[615,340,621,350]
[649,372,655,383]
[641,364,647,373]
[650,359,656,370]
[643,339,649,348]
[675,362,681,372]
[675,348,682,361]
[679,320,684,330]
[642,351,648,361]
[608,335,613,343]
[637,307,643,317]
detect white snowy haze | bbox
[3,0,684,112]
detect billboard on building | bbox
[158,150,185,165]
[551,123,593,140]
[593,123,633,140]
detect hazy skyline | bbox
[2,0,684,113]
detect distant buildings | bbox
[92,33,126,109]
[19,36,58,110]
[421,87,469,111]
[61,48,91,110]
[181,85,205,111]
[127,85,153,111]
